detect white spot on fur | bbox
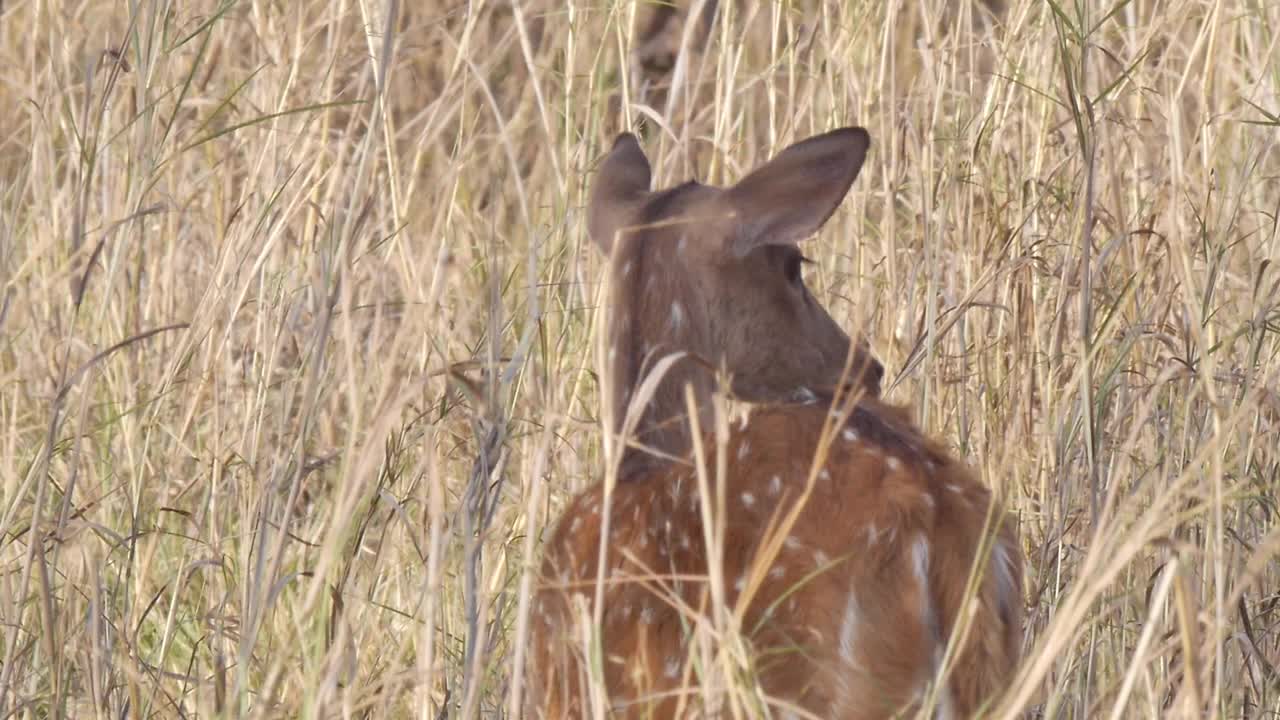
[791,386,817,404]
[622,260,633,276]
[741,491,756,507]
[819,467,831,481]
[922,492,936,509]
[814,549,830,567]
[784,536,802,550]
[769,565,786,579]
[946,483,963,494]
[640,606,656,624]
[769,475,782,495]
[842,427,859,442]
[734,575,746,592]
[569,517,582,532]
[679,533,691,550]
[838,591,861,666]
[670,302,684,329]
[738,441,750,459]
[677,235,688,254]
[887,457,903,472]
[913,534,944,666]
[912,535,930,583]
[664,656,681,678]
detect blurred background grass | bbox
[1,0,1278,717]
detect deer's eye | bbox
[783,252,808,286]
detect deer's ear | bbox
[588,133,652,254]
[722,127,870,256]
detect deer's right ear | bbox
[722,127,870,257]
[588,133,652,254]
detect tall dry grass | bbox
[1,0,1277,717]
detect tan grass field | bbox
[2,0,1279,717]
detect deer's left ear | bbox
[721,128,870,257]
[588,133,652,254]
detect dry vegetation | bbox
[2,0,1279,717]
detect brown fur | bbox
[528,129,1022,718]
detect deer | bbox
[526,128,1023,719]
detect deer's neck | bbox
[605,242,714,481]
[609,356,714,480]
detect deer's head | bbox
[588,129,882,469]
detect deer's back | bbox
[531,400,1022,719]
